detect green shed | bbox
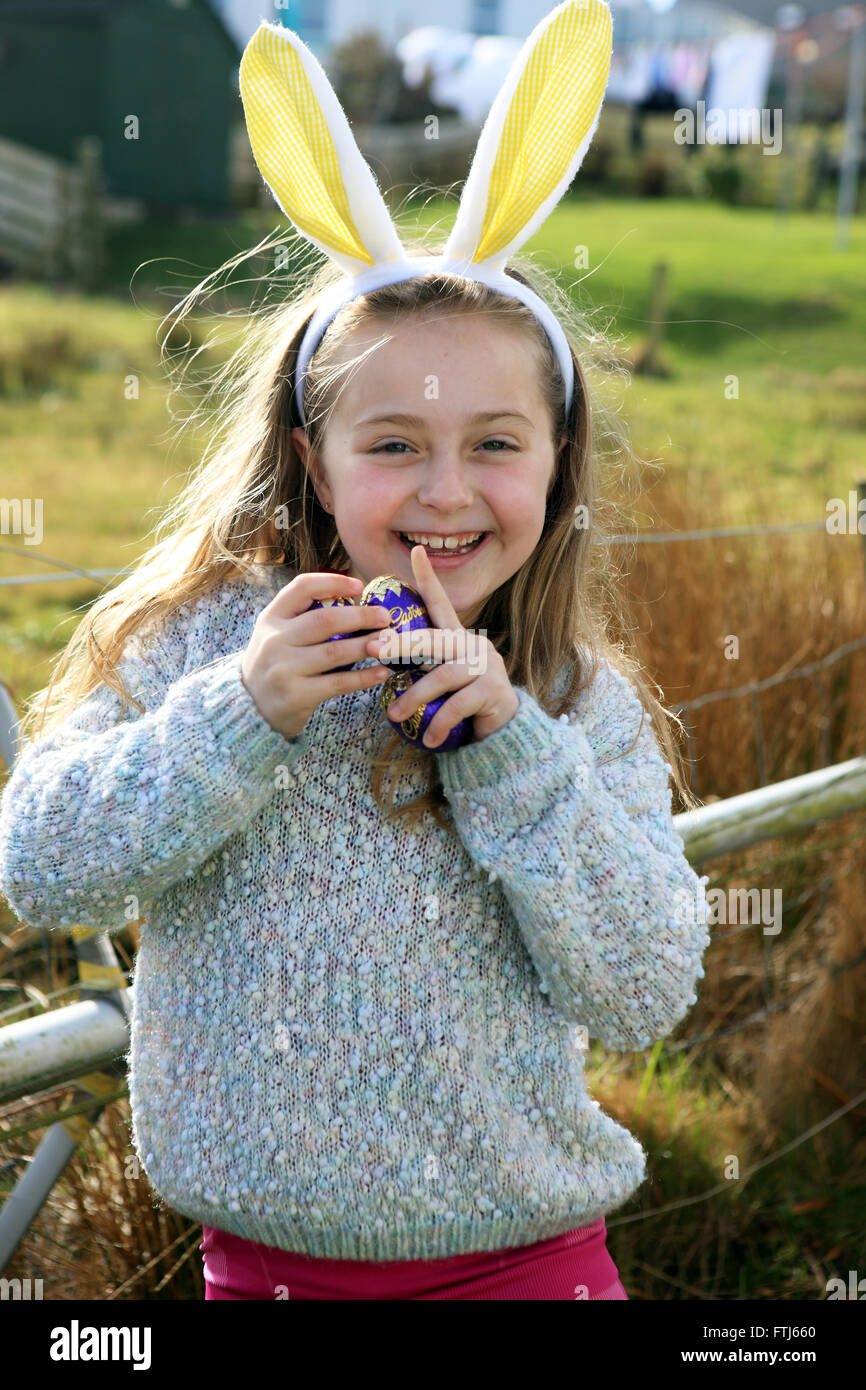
[0,0,241,211]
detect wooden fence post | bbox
[633,261,670,376]
[74,136,104,293]
[858,480,866,603]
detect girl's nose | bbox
[415,459,475,511]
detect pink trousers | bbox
[200,1216,629,1300]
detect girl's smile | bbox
[392,529,493,568]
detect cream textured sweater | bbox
[0,563,710,1260]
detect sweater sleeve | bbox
[0,605,306,936]
[434,659,711,1051]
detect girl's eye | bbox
[370,438,517,454]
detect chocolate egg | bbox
[379,668,470,751]
[360,575,430,673]
[308,594,366,672]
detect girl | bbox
[0,2,710,1300]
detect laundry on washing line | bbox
[561,37,711,108]
[395,24,775,130]
[703,31,777,138]
[395,25,521,124]
[668,41,711,107]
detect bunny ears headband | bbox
[238,0,613,428]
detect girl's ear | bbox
[442,0,613,273]
[239,21,406,275]
[293,429,331,511]
[291,426,309,463]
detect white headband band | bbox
[239,0,613,427]
[293,254,576,427]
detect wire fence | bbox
[604,1084,866,1234]
[676,633,866,795]
[604,520,830,545]
[0,515,849,585]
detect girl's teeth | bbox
[403,533,483,552]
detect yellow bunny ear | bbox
[442,0,613,272]
[238,21,406,276]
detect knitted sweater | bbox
[0,562,710,1261]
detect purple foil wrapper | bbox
[308,594,373,672]
[360,574,431,673]
[379,668,470,751]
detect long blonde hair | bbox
[17,222,699,832]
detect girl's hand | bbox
[241,572,393,741]
[366,545,520,747]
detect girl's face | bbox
[292,312,566,630]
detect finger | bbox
[395,671,481,749]
[314,628,393,672]
[307,662,393,699]
[384,660,477,723]
[417,676,484,748]
[367,624,476,669]
[292,615,393,678]
[269,571,364,618]
[314,601,391,632]
[366,626,439,665]
[408,545,463,632]
[297,601,391,648]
